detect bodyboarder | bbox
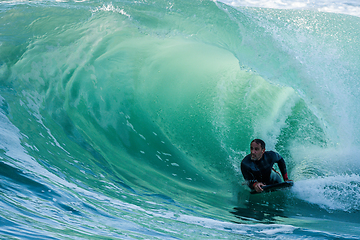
[241,139,291,193]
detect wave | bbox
[1,0,360,238]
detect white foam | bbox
[217,0,360,18]
[91,3,131,17]
[292,174,360,212]
[175,214,296,236]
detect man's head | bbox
[250,139,265,161]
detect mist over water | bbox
[1,0,360,239]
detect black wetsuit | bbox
[241,151,288,189]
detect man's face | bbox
[250,142,265,161]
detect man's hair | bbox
[251,139,265,149]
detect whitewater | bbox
[0,0,360,239]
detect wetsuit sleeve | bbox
[277,158,289,181]
[241,162,257,189]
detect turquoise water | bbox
[1,0,360,239]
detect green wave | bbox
[1,0,360,224]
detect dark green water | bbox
[0,0,359,239]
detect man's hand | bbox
[254,182,265,193]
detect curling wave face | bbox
[1,0,360,239]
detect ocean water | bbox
[0,0,360,239]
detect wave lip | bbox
[218,0,360,17]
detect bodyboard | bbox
[250,181,294,194]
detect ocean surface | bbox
[1,0,360,239]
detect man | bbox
[241,139,290,193]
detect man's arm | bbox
[241,162,258,189]
[277,158,289,181]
